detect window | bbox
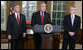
[1,1,6,31]
[51,1,66,31]
[22,1,37,20]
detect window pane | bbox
[53,1,57,4]
[52,12,56,18]
[60,19,63,26]
[57,12,61,19]
[63,5,66,11]
[62,12,65,17]
[58,1,62,5]
[57,19,60,25]
[1,1,6,31]
[52,19,56,25]
[53,1,57,10]
[53,5,56,10]
[22,1,37,21]
[22,1,27,10]
[58,4,61,10]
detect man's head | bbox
[70,6,76,14]
[14,4,20,13]
[39,2,46,12]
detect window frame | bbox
[51,1,66,31]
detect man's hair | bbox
[14,4,20,11]
[70,6,76,10]
[14,4,20,7]
[39,2,46,7]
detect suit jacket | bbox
[63,14,81,39]
[7,13,26,39]
[31,11,51,26]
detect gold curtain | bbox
[37,1,45,11]
[46,1,51,14]
[66,1,75,14]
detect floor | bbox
[1,43,82,49]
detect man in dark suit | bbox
[31,3,51,49]
[7,4,26,49]
[62,6,81,49]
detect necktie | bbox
[17,14,19,25]
[41,12,43,24]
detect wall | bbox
[75,1,82,29]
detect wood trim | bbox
[1,39,9,43]
[1,31,7,39]
[76,29,82,43]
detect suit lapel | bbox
[13,13,18,25]
[73,15,76,27]
[19,14,22,25]
[69,14,72,27]
[43,12,46,21]
[38,11,41,18]
[38,11,42,24]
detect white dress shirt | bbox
[15,12,20,21]
[40,11,44,17]
[71,14,75,26]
